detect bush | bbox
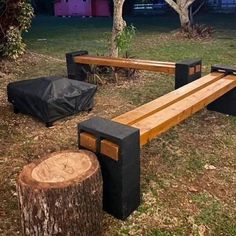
[115,24,136,56]
[0,0,34,59]
[3,27,25,59]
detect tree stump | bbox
[17,150,103,236]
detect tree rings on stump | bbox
[17,150,103,236]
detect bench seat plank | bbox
[79,73,232,160]
[100,75,236,159]
[74,55,176,74]
[113,72,225,125]
[75,55,176,65]
[133,75,236,146]
[80,73,236,160]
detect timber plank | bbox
[113,72,225,125]
[79,74,236,160]
[74,56,176,74]
[100,140,119,161]
[79,72,228,159]
[79,132,97,153]
[75,55,176,65]
[132,75,236,146]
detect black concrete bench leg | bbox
[207,65,236,116]
[175,59,202,89]
[78,117,140,220]
[66,50,91,81]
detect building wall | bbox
[92,0,111,16]
[68,0,92,16]
[55,0,70,16]
[55,0,110,17]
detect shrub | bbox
[0,0,34,59]
[115,24,136,56]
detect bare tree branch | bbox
[193,0,205,16]
[186,0,196,8]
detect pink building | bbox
[54,0,111,17]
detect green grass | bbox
[25,14,236,68]
[192,193,236,235]
[1,13,236,236]
[150,228,186,236]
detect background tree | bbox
[189,0,206,25]
[164,0,196,29]
[111,0,126,57]
[0,0,34,59]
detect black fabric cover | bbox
[7,77,97,124]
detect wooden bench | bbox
[79,71,235,160]
[77,64,236,220]
[74,55,176,74]
[66,50,202,85]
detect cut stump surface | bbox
[18,150,103,236]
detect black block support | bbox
[78,117,140,220]
[175,59,202,89]
[207,65,236,116]
[66,50,90,81]
[211,65,236,75]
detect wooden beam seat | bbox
[79,73,236,160]
[113,72,225,125]
[74,55,176,74]
[68,50,202,86]
[134,74,236,145]
[77,64,236,220]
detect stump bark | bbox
[17,150,103,236]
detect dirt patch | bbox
[1,54,236,235]
[0,54,137,235]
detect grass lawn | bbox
[0,14,236,235]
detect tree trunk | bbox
[189,5,193,25]
[179,8,191,29]
[164,0,196,30]
[17,150,103,236]
[111,0,126,57]
[0,0,20,43]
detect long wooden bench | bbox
[79,71,235,160]
[77,64,236,220]
[66,50,202,85]
[74,55,176,74]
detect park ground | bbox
[0,14,236,235]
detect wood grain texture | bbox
[75,55,175,65]
[113,72,225,125]
[133,75,236,145]
[74,55,176,74]
[18,150,103,236]
[196,64,201,73]
[79,74,236,160]
[100,140,119,161]
[189,66,195,76]
[79,73,225,160]
[80,132,97,153]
